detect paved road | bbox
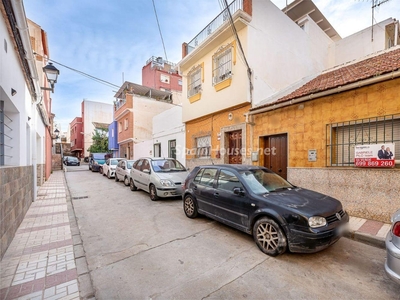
[65,165,399,299]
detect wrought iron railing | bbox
[186,0,243,54]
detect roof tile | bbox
[252,47,400,111]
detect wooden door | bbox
[263,134,288,179]
[228,130,242,164]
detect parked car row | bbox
[88,155,399,284]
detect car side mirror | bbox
[233,187,245,196]
[122,166,125,170]
[143,169,150,174]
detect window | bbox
[326,114,400,166]
[187,66,202,97]
[196,135,211,158]
[118,122,122,133]
[213,45,232,85]
[154,143,161,157]
[160,74,170,83]
[169,140,176,159]
[178,79,182,86]
[217,170,243,192]
[112,128,114,137]
[124,118,128,130]
[198,168,217,187]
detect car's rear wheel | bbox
[183,195,198,218]
[124,176,129,186]
[100,167,104,175]
[149,184,159,201]
[253,217,287,256]
[115,174,119,182]
[130,179,137,191]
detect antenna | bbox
[371,0,391,41]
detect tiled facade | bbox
[185,104,251,169]
[0,166,33,259]
[252,78,400,222]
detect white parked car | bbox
[129,157,189,201]
[115,159,135,186]
[102,158,123,179]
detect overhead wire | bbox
[222,0,253,102]
[152,0,168,61]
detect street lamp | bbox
[41,63,60,93]
[53,128,60,140]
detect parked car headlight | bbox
[160,179,175,187]
[308,216,327,228]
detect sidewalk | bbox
[0,171,93,300]
[0,171,392,300]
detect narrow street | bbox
[66,166,399,299]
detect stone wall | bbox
[288,167,399,223]
[0,166,33,260]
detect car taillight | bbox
[393,222,400,237]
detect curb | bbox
[344,230,385,249]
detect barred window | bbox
[326,114,400,166]
[169,140,176,159]
[196,135,211,158]
[188,67,202,97]
[213,46,232,85]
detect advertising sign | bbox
[354,144,395,168]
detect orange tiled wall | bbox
[185,104,251,166]
[253,78,400,168]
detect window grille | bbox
[196,135,211,158]
[169,140,176,159]
[0,101,13,166]
[326,114,400,166]
[213,46,232,85]
[188,67,202,97]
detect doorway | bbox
[263,134,288,179]
[228,130,242,164]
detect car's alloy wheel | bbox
[124,176,129,186]
[253,217,287,256]
[130,179,137,191]
[183,195,198,218]
[149,184,159,201]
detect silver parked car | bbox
[385,209,400,284]
[129,157,189,201]
[115,159,135,186]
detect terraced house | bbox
[178,0,399,222]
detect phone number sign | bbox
[354,144,395,168]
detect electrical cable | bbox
[152,0,168,61]
[33,52,120,89]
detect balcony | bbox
[186,0,243,54]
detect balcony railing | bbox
[187,0,243,54]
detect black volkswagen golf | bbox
[182,165,349,256]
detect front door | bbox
[263,134,288,179]
[228,130,242,164]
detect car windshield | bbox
[69,157,79,162]
[238,169,294,194]
[151,159,186,172]
[127,161,134,169]
[110,160,119,165]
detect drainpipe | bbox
[12,0,44,201]
[249,69,400,115]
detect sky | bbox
[23,0,400,133]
